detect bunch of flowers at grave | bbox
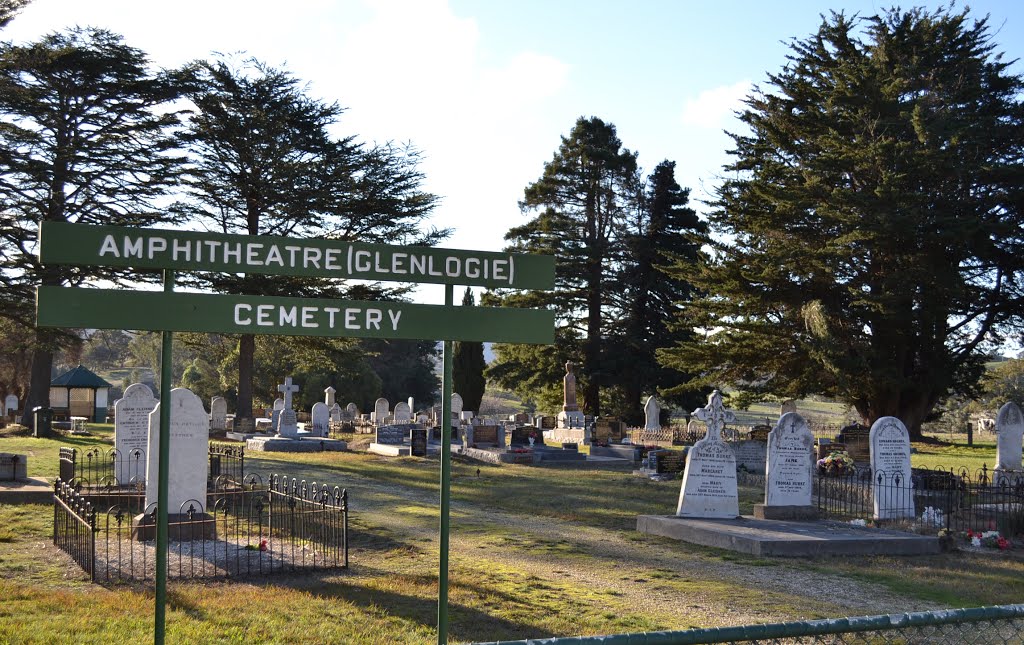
[817,450,854,477]
[967,529,1010,550]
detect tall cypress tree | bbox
[660,8,1024,438]
[492,116,639,416]
[610,160,705,423]
[176,56,442,424]
[0,28,183,425]
[453,288,486,414]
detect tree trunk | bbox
[20,344,52,428]
[584,256,603,417]
[236,333,254,421]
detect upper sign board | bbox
[39,221,554,290]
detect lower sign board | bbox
[36,286,555,345]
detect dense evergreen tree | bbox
[0,28,183,425]
[175,56,443,424]
[660,8,1024,438]
[453,288,486,413]
[491,116,639,416]
[612,160,706,423]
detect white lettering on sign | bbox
[231,303,404,333]
[90,232,523,286]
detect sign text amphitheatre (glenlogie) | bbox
[39,221,554,290]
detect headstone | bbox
[373,398,389,425]
[676,390,739,518]
[473,424,499,445]
[869,416,914,519]
[375,425,408,445]
[650,450,686,474]
[514,413,530,425]
[345,402,359,419]
[557,361,585,428]
[838,423,870,462]
[3,394,17,417]
[324,386,337,407]
[310,402,330,437]
[644,396,661,431]
[995,402,1024,474]
[410,427,428,456]
[144,388,209,514]
[276,377,299,438]
[114,383,157,485]
[393,400,412,424]
[510,426,532,445]
[764,412,815,507]
[329,403,342,423]
[271,397,285,433]
[780,400,797,416]
[407,397,415,415]
[460,411,474,423]
[209,396,227,432]
[451,393,464,416]
[0,453,27,481]
[731,440,767,473]
[541,416,557,430]
[748,424,771,442]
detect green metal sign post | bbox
[36,222,553,644]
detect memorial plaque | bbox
[652,450,686,474]
[411,427,428,457]
[375,425,408,445]
[473,425,498,445]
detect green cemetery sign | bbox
[39,221,555,290]
[37,287,554,343]
[36,220,554,645]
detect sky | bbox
[6,0,1024,304]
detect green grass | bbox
[2,439,1024,643]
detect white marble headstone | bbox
[780,399,797,416]
[373,398,389,425]
[677,391,739,518]
[451,393,464,420]
[869,416,914,519]
[393,400,412,424]
[311,402,330,437]
[276,377,299,438]
[273,398,285,412]
[144,388,209,514]
[345,403,359,419]
[643,396,661,431]
[765,412,815,507]
[330,403,341,423]
[209,396,227,431]
[995,402,1024,474]
[3,394,17,416]
[324,386,336,407]
[114,383,156,485]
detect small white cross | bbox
[277,377,299,410]
[693,390,735,443]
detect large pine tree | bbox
[175,56,442,424]
[0,28,183,425]
[660,8,1024,438]
[492,116,639,416]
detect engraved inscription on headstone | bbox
[144,387,209,514]
[114,383,156,485]
[411,427,428,456]
[995,402,1024,474]
[209,396,227,431]
[376,425,408,445]
[869,416,914,519]
[676,390,739,518]
[765,412,814,507]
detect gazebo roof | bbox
[50,365,112,389]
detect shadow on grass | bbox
[246,566,559,643]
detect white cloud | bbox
[680,80,751,129]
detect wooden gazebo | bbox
[49,365,112,422]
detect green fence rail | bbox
[473,604,1024,644]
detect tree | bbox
[611,160,706,423]
[176,56,443,423]
[492,116,640,416]
[0,0,31,29]
[453,288,486,413]
[0,28,183,425]
[981,359,1024,410]
[661,8,1024,439]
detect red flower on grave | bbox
[259,539,268,552]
